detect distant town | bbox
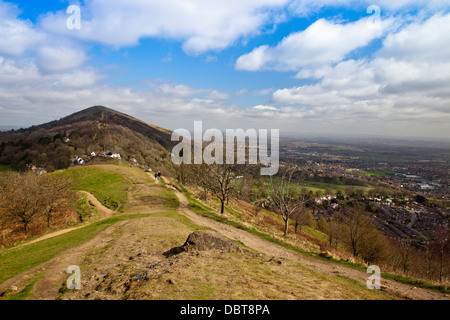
[280,139,449,247]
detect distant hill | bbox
[0,106,175,171]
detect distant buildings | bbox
[25,164,47,175]
[103,152,121,159]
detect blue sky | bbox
[1,0,450,139]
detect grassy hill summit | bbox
[0,106,174,172]
[0,160,448,301]
[0,161,388,300]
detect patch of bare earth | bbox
[3,173,448,300]
[59,217,387,300]
[171,190,450,301]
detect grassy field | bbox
[58,164,134,211]
[0,216,135,285]
[362,170,396,177]
[0,165,15,173]
[1,162,446,300]
[74,193,100,221]
[298,181,373,195]
[259,177,374,196]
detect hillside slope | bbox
[0,163,387,300]
[1,163,448,301]
[0,106,174,171]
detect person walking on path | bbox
[157,171,161,181]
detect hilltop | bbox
[0,106,174,171]
[0,162,388,300]
[0,161,447,301]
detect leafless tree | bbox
[322,214,343,247]
[189,163,244,214]
[40,174,76,227]
[0,173,44,232]
[398,238,415,275]
[267,164,305,237]
[431,227,450,283]
[340,208,387,263]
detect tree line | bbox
[0,172,78,246]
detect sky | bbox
[0,0,449,139]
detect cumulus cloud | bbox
[253,105,278,111]
[269,12,450,137]
[208,90,230,100]
[288,0,450,15]
[236,17,392,73]
[0,2,44,56]
[39,0,290,55]
[37,46,87,73]
[1,0,449,139]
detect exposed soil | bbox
[1,172,448,300]
[14,191,115,249]
[172,189,450,301]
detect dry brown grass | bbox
[0,208,79,248]
[58,213,387,301]
[186,188,356,263]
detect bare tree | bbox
[398,238,415,275]
[324,214,343,247]
[340,208,386,263]
[0,173,44,232]
[431,227,450,283]
[192,163,242,214]
[292,188,313,233]
[40,174,76,227]
[292,206,313,234]
[268,164,304,237]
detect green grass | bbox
[179,184,450,295]
[298,181,373,195]
[0,214,152,286]
[0,165,15,172]
[74,193,100,221]
[259,176,373,196]
[58,165,131,211]
[382,273,450,294]
[6,279,38,300]
[362,170,396,177]
[302,226,328,242]
[154,186,181,209]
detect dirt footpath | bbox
[173,190,449,301]
[13,191,115,249]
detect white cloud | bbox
[37,46,87,73]
[253,88,275,96]
[1,0,450,139]
[253,105,278,111]
[288,0,450,15]
[0,2,45,56]
[236,17,392,73]
[40,0,290,55]
[269,12,450,137]
[154,83,200,98]
[208,90,230,100]
[379,13,450,63]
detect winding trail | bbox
[14,191,115,249]
[171,188,449,301]
[2,173,448,300]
